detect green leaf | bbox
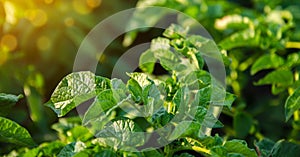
[82,89,117,126]
[219,29,259,50]
[24,85,48,132]
[45,71,110,117]
[127,72,153,89]
[285,52,300,68]
[254,138,275,157]
[67,125,94,142]
[0,93,22,107]
[233,112,253,138]
[197,135,223,148]
[153,49,181,71]
[285,87,300,121]
[251,54,285,75]
[143,149,164,157]
[198,85,234,108]
[0,117,35,146]
[180,70,211,89]
[270,140,300,157]
[95,150,118,157]
[0,93,22,116]
[151,37,170,51]
[163,24,189,39]
[95,119,145,150]
[223,140,258,157]
[169,121,200,140]
[255,69,293,86]
[139,50,157,73]
[39,141,65,156]
[58,141,86,157]
[195,106,224,129]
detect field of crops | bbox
[0,0,300,156]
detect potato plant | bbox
[1,0,300,157]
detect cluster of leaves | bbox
[0,93,35,147]
[1,0,300,156]
[2,23,262,156]
[121,0,300,156]
[0,0,135,153]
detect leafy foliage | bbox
[1,0,300,156]
[0,93,35,146]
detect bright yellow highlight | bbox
[86,0,102,8]
[72,0,92,15]
[37,36,51,51]
[64,17,75,27]
[44,0,54,4]
[286,41,300,49]
[25,9,48,27]
[1,34,18,51]
[192,146,211,155]
[4,1,17,25]
[72,0,101,14]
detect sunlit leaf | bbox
[255,69,293,86]
[223,140,258,157]
[0,117,35,146]
[95,119,144,150]
[58,141,86,157]
[251,54,285,75]
[285,87,300,121]
[45,71,110,117]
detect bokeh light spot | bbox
[25,9,48,27]
[44,0,54,4]
[37,36,51,51]
[64,17,75,27]
[4,1,17,25]
[1,34,18,51]
[72,0,92,15]
[86,0,102,8]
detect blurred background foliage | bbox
[0,0,300,155]
[0,0,137,152]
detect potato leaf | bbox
[270,140,300,157]
[95,119,144,150]
[285,87,300,121]
[223,140,258,157]
[0,93,22,107]
[58,141,86,157]
[254,138,275,157]
[45,71,110,117]
[0,117,35,146]
[251,54,285,75]
[0,93,23,116]
[255,69,293,86]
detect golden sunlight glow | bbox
[4,1,17,25]
[37,36,51,51]
[1,34,17,51]
[44,0,54,4]
[86,0,102,8]
[25,9,48,27]
[64,17,75,27]
[72,0,93,14]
